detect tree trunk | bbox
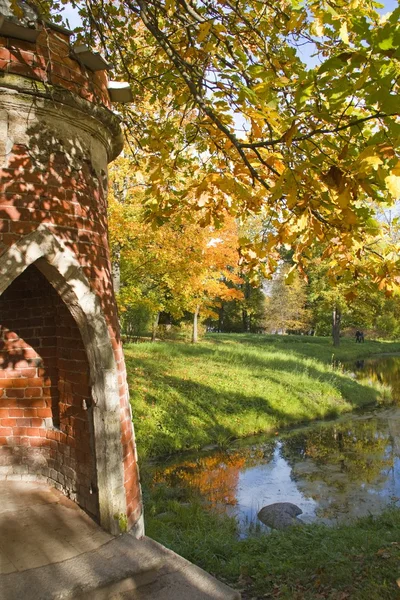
[112,245,121,295]
[218,303,224,332]
[152,311,160,342]
[242,280,251,332]
[332,305,341,347]
[242,309,251,332]
[192,305,200,343]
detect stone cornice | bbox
[0,72,124,161]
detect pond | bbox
[147,355,400,534]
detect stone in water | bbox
[257,502,303,530]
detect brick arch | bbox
[0,226,128,534]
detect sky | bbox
[61,1,399,34]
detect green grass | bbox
[130,334,400,598]
[145,495,400,599]
[125,333,397,458]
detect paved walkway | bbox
[0,481,240,600]
[0,481,111,574]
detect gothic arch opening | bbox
[0,262,99,517]
[0,229,136,534]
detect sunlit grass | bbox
[145,496,400,599]
[125,333,397,458]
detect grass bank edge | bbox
[125,334,398,459]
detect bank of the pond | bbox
[125,334,398,459]
[144,496,400,599]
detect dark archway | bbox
[0,263,99,517]
[0,228,136,534]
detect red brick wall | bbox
[0,264,99,517]
[0,28,142,529]
[0,143,141,527]
[0,27,110,107]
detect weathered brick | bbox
[0,28,140,533]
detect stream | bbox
[148,355,400,534]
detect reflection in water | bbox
[233,443,318,531]
[149,357,400,534]
[351,355,400,400]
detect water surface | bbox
[149,356,400,533]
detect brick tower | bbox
[0,0,143,535]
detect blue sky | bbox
[61,1,399,32]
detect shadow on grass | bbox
[126,345,383,458]
[128,340,384,406]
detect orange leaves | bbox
[109,151,243,317]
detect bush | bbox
[121,303,153,340]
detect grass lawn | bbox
[128,334,400,599]
[145,498,400,599]
[125,333,399,458]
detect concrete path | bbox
[0,481,112,574]
[0,481,240,600]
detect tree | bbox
[263,264,310,334]
[108,152,243,340]
[32,0,400,290]
[177,216,244,342]
[306,247,400,344]
[281,419,393,520]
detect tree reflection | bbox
[352,356,400,401]
[150,443,275,508]
[281,418,396,519]
[148,359,400,527]
[282,420,391,485]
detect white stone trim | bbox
[0,225,128,534]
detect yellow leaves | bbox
[338,144,349,160]
[385,174,400,199]
[250,118,262,139]
[293,212,308,232]
[392,160,400,176]
[311,17,324,37]
[286,180,298,210]
[345,290,358,301]
[356,147,384,174]
[311,218,324,241]
[281,121,298,147]
[355,144,395,187]
[341,209,358,225]
[362,156,383,170]
[379,143,396,160]
[197,21,213,42]
[195,192,209,209]
[285,10,306,32]
[336,187,352,209]
[378,278,387,291]
[285,264,298,285]
[385,161,400,198]
[245,248,258,260]
[354,69,369,91]
[264,154,285,175]
[321,166,345,191]
[339,22,349,45]
[252,104,282,134]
